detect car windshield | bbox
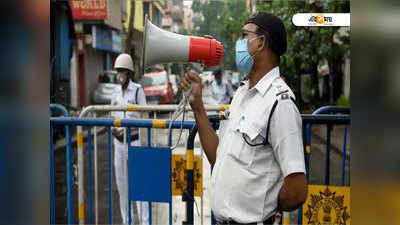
[141,74,167,86]
[99,73,117,84]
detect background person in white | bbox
[211,69,233,105]
[181,12,307,224]
[110,53,148,225]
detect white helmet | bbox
[114,53,134,72]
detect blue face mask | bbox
[235,37,261,76]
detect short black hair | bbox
[245,11,287,57]
[255,26,280,64]
[255,26,271,49]
[213,68,222,76]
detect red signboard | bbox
[70,0,107,20]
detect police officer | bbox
[111,53,148,225]
[211,69,234,105]
[181,12,307,224]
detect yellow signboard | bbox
[303,185,350,225]
[124,0,144,32]
[171,154,202,197]
[133,0,144,31]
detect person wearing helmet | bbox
[110,53,148,225]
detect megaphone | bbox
[142,16,224,70]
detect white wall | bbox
[105,0,123,30]
[70,50,78,108]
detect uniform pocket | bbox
[229,120,262,166]
[238,122,260,141]
[236,119,266,146]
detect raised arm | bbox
[181,72,219,167]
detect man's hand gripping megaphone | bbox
[168,62,203,150]
[181,63,204,112]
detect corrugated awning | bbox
[134,0,144,32]
[153,1,165,15]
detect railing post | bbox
[183,125,197,225]
[50,125,55,225]
[77,124,85,225]
[107,127,113,224]
[342,126,348,186]
[88,126,93,224]
[325,124,332,185]
[49,104,73,225]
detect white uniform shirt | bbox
[211,80,234,105]
[111,80,147,120]
[110,80,149,225]
[210,67,306,223]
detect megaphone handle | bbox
[184,84,192,98]
[184,68,199,98]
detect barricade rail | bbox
[50,104,350,225]
[51,104,229,225]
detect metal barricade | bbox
[50,104,350,225]
[305,106,350,186]
[298,106,351,225]
[186,116,220,225]
[50,104,73,225]
[192,113,351,225]
[50,104,228,225]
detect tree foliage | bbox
[192,0,249,70]
[191,0,350,108]
[257,1,350,108]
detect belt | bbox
[216,215,275,225]
[115,133,139,143]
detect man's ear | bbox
[257,36,267,52]
[257,36,266,52]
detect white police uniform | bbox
[111,80,148,225]
[211,67,306,223]
[211,79,234,105]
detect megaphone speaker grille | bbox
[188,37,224,67]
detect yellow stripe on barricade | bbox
[283,217,290,225]
[186,149,194,170]
[306,145,311,154]
[220,104,230,111]
[79,204,84,219]
[77,133,83,148]
[127,105,138,111]
[152,119,167,128]
[114,118,122,127]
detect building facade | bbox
[69,0,124,107]
[51,0,76,106]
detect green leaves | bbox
[256,0,350,106]
[191,0,248,70]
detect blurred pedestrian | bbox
[181,11,307,224]
[211,69,233,104]
[111,53,148,225]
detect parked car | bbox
[140,70,174,104]
[92,71,119,104]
